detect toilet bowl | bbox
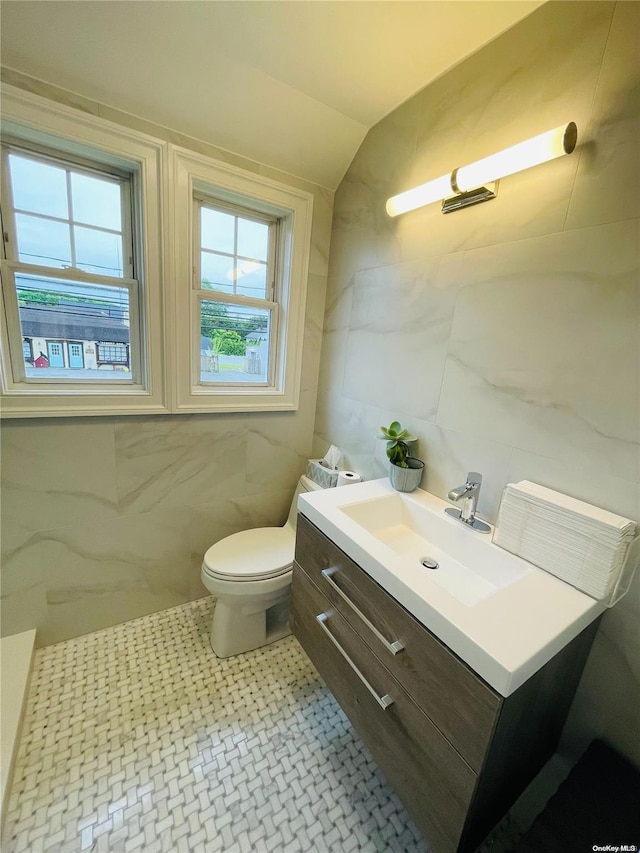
[201,474,324,657]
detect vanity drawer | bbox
[291,567,477,853]
[295,514,501,772]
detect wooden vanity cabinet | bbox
[291,514,600,853]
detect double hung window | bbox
[1,143,139,385]
[1,86,313,417]
[171,147,313,413]
[0,86,165,417]
[195,196,278,387]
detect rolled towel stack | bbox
[494,481,637,602]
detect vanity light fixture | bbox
[386,122,578,216]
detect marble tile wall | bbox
[0,73,332,647]
[314,1,640,766]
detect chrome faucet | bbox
[445,472,491,533]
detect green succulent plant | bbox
[376,420,417,468]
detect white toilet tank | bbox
[285,474,324,530]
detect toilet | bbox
[201,474,324,657]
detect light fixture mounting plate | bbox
[442,182,497,214]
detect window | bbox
[1,86,313,417]
[2,144,138,384]
[0,86,165,417]
[171,147,313,413]
[97,342,129,365]
[196,198,277,386]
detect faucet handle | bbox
[445,471,491,533]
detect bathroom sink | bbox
[339,492,528,606]
[297,478,604,696]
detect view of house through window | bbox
[3,147,136,383]
[17,273,131,379]
[197,199,276,385]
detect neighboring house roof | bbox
[20,305,130,343]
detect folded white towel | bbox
[494,481,637,601]
[498,494,635,550]
[506,481,635,533]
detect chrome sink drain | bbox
[420,557,439,570]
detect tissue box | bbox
[306,459,338,488]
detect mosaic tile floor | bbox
[4,597,521,853]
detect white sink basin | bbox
[340,492,528,607]
[298,478,604,696]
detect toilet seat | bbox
[202,526,295,582]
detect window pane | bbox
[15,213,72,268]
[201,207,235,254]
[237,217,269,262]
[235,261,267,299]
[200,300,270,384]
[16,273,132,382]
[71,172,122,231]
[97,342,128,364]
[201,251,234,294]
[8,154,68,218]
[75,225,125,277]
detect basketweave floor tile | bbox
[2,597,520,852]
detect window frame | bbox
[169,146,313,413]
[195,193,278,301]
[0,86,315,418]
[1,139,143,388]
[3,140,136,277]
[0,85,167,417]
[193,194,279,390]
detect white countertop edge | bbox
[1,628,37,828]
[298,479,605,697]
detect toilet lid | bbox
[202,526,295,581]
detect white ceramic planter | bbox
[389,457,424,492]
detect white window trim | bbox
[0,85,167,417]
[0,86,315,417]
[168,146,313,413]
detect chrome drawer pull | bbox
[315,613,394,710]
[321,568,405,655]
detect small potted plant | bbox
[377,420,424,492]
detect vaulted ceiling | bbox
[1,1,544,188]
